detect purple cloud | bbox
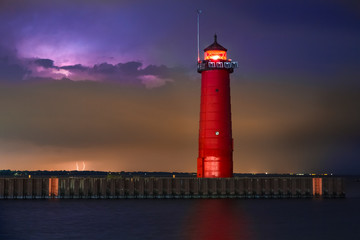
[60,64,87,71]
[34,58,55,68]
[0,47,29,81]
[0,48,186,88]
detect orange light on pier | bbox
[312,178,323,196]
[49,178,59,197]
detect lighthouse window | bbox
[215,131,220,135]
[215,89,219,92]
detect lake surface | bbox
[1,180,359,240]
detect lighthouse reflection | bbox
[185,199,252,240]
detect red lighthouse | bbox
[197,35,238,178]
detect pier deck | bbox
[0,177,345,199]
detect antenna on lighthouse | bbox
[197,9,202,63]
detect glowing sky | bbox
[0,0,359,173]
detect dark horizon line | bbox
[0,170,358,177]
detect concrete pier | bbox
[0,177,345,199]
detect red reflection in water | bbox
[186,199,252,240]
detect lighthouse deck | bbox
[0,177,345,199]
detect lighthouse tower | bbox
[197,35,238,178]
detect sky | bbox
[0,0,359,174]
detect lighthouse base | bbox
[197,157,233,178]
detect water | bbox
[1,180,359,240]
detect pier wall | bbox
[0,177,345,199]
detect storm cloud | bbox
[34,59,55,69]
[0,50,185,88]
[0,47,28,81]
